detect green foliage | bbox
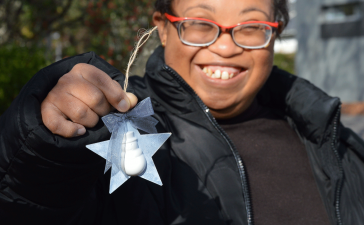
[0,0,156,115]
[65,0,156,70]
[1,0,155,70]
[273,53,296,74]
[0,44,49,115]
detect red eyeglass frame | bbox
[164,13,279,49]
[164,13,279,31]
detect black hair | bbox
[154,0,174,15]
[154,0,290,28]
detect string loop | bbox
[124,26,158,91]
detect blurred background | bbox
[0,0,363,137]
[0,0,155,114]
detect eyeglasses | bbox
[165,13,279,49]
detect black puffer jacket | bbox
[1,46,364,225]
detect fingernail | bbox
[77,127,86,136]
[118,99,129,112]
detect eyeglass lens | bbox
[178,20,272,48]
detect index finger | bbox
[71,63,132,112]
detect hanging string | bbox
[124,26,158,91]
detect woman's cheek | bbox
[252,49,274,80]
[165,44,197,81]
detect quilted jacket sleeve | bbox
[0,52,127,224]
[339,125,364,225]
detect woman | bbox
[0,0,363,224]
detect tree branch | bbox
[46,0,73,28]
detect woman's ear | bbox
[153,12,168,46]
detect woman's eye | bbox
[191,21,213,29]
[235,24,265,34]
[243,25,260,31]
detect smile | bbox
[200,65,245,80]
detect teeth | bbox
[202,67,237,80]
[222,71,229,80]
[207,68,213,76]
[215,70,221,79]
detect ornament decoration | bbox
[86,97,171,193]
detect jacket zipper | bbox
[163,65,254,225]
[331,106,343,225]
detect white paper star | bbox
[86,123,171,193]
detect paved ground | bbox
[341,115,364,139]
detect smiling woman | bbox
[154,0,280,119]
[1,0,364,225]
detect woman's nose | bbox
[208,32,243,58]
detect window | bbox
[322,3,362,23]
[320,2,363,38]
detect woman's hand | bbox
[41,63,138,138]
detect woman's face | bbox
[154,0,276,119]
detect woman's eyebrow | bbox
[240,7,271,19]
[183,4,216,14]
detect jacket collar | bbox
[143,46,341,145]
[258,67,341,144]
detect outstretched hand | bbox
[41,63,138,138]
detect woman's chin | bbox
[201,95,253,119]
[204,98,238,113]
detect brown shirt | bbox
[218,101,331,225]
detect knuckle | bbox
[72,106,89,121]
[113,95,124,104]
[46,91,59,102]
[109,87,125,104]
[92,73,109,88]
[45,92,65,110]
[57,64,89,88]
[41,105,58,131]
[72,63,86,73]
[44,117,61,134]
[76,64,103,81]
[113,80,122,88]
[88,92,105,108]
[60,71,73,80]
[57,73,73,86]
[41,98,51,109]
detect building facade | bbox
[296,0,364,102]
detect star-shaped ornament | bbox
[86,98,171,193]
